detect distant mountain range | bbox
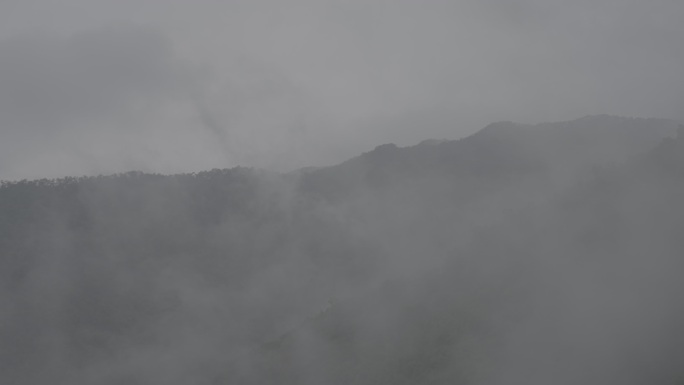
[300,115,679,198]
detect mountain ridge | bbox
[1,114,683,384]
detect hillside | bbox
[0,116,683,384]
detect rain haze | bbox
[1,2,684,385]
[0,0,682,179]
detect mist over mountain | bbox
[299,115,678,205]
[1,115,683,384]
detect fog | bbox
[1,116,683,383]
[1,2,684,385]
[0,0,683,179]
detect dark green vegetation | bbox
[1,116,684,384]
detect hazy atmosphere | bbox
[1,0,683,179]
[1,2,684,385]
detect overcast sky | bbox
[0,0,682,180]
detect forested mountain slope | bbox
[0,116,682,384]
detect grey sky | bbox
[0,0,682,180]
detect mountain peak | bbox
[371,143,399,152]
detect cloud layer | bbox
[0,0,683,179]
